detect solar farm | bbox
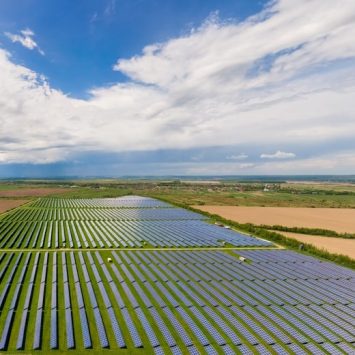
[0,196,354,354]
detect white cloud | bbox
[226,154,248,160]
[166,152,355,175]
[239,163,255,169]
[0,0,355,171]
[260,150,296,159]
[5,28,44,55]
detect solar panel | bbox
[176,307,209,346]
[33,309,43,350]
[149,308,176,347]
[135,307,160,348]
[93,308,109,348]
[16,311,28,350]
[79,308,92,349]
[0,309,14,350]
[121,308,142,348]
[50,309,58,349]
[107,307,126,348]
[65,308,75,349]
[162,307,193,346]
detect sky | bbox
[0,0,355,177]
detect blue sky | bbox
[0,0,265,97]
[0,0,355,177]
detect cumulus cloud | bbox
[0,0,355,171]
[260,150,296,159]
[4,28,44,55]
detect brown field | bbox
[273,231,355,259]
[194,205,355,233]
[0,200,29,214]
[0,188,67,198]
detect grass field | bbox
[0,195,354,354]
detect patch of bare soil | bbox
[0,200,29,213]
[0,188,67,198]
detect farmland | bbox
[0,200,29,214]
[193,206,355,234]
[0,187,69,198]
[0,195,354,354]
[270,231,355,259]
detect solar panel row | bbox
[0,219,270,248]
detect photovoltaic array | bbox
[0,196,270,248]
[0,196,354,354]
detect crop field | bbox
[0,200,29,214]
[194,205,355,234]
[0,196,354,354]
[0,188,69,198]
[271,231,355,259]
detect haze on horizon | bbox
[0,0,355,177]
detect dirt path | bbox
[194,205,355,233]
[0,200,29,214]
[273,231,355,259]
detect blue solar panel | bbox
[162,307,193,346]
[79,308,92,349]
[93,308,109,348]
[121,308,142,348]
[16,311,28,350]
[65,308,75,349]
[107,307,126,348]
[135,307,160,348]
[149,308,176,347]
[51,283,57,310]
[75,282,85,309]
[50,309,58,349]
[191,306,226,345]
[204,307,242,345]
[121,282,139,308]
[33,309,43,350]
[176,307,209,346]
[0,309,14,350]
[63,283,71,309]
[86,282,98,309]
[37,283,45,309]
